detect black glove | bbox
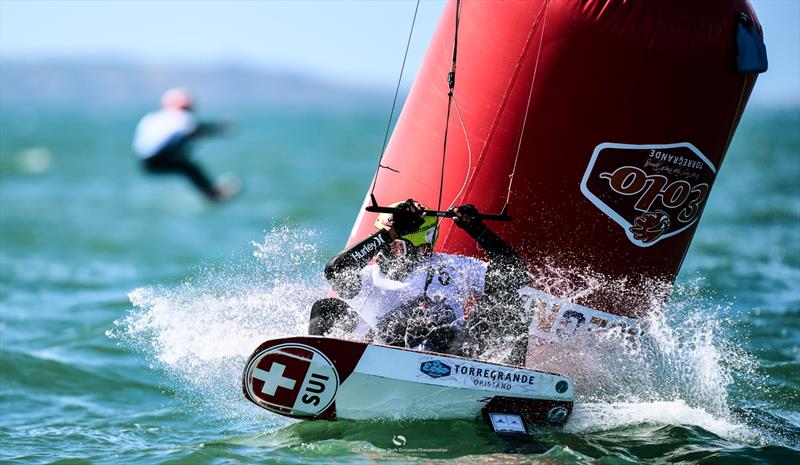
[450,204,486,235]
[391,199,425,236]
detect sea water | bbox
[1,103,798,464]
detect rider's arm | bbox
[191,121,231,139]
[324,229,396,299]
[452,206,530,302]
[325,199,426,299]
[326,199,427,298]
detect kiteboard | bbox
[215,172,241,201]
[242,336,573,428]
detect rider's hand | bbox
[450,204,482,230]
[390,199,426,236]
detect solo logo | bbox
[243,343,339,418]
[420,359,452,378]
[581,142,716,247]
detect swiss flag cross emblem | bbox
[251,347,313,409]
[244,343,339,417]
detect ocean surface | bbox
[1,101,798,464]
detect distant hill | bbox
[0,59,391,110]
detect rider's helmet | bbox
[161,87,193,111]
[374,200,438,277]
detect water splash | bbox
[110,228,776,445]
[110,225,327,420]
[566,400,750,439]
[521,273,767,444]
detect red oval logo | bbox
[244,343,339,418]
[581,142,716,247]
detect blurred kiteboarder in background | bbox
[132,87,240,202]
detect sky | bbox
[0,0,798,105]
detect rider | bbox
[133,88,235,202]
[310,199,531,363]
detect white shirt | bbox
[346,253,487,330]
[132,109,198,159]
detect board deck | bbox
[242,336,573,425]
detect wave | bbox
[113,225,795,448]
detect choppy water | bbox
[1,103,798,464]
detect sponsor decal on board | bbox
[420,360,451,378]
[451,363,537,391]
[417,356,539,393]
[244,343,339,418]
[519,286,639,342]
